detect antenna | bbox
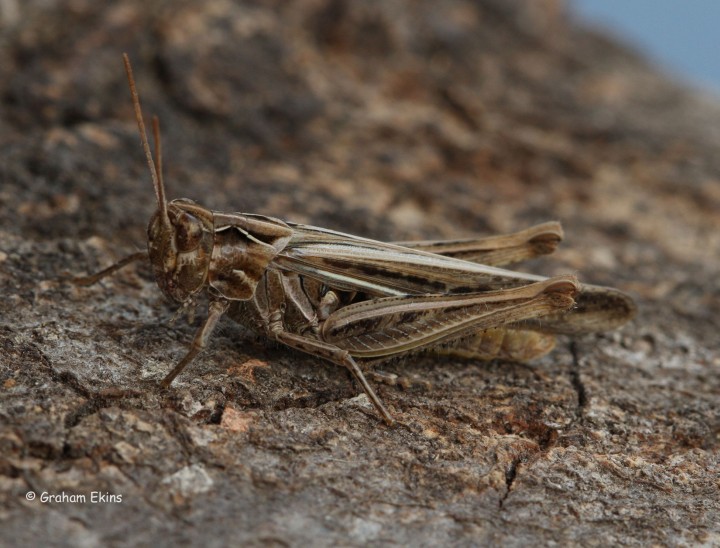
[152,116,164,193]
[122,53,170,225]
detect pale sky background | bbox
[571,0,720,95]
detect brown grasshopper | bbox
[72,55,635,425]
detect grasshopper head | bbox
[147,199,214,303]
[123,54,214,304]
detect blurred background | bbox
[572,0,720,95]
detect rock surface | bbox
[1,1,718,545]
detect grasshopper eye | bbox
[174,212,204,252]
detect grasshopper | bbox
[72,55,636,425]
